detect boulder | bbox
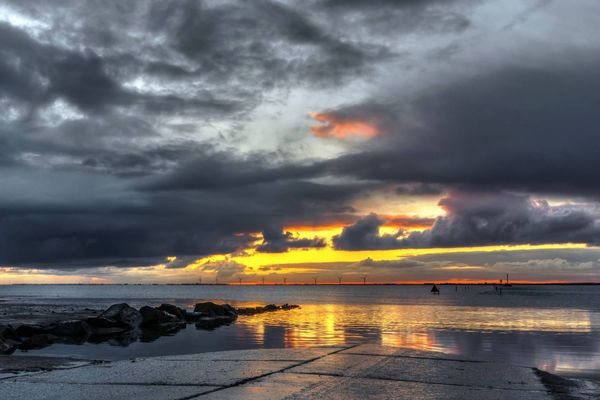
[157,304,186,320]
[184,311,204,322]
[195,317,233,330]
[0,336,16,355]
[139,306,178,326]
[236,306,261,315]
[19,334,57,350]
[15,324,53,337]
[51,320,90,338]
[0,324,21,343]
[84,317,130,336]
[99,303,142,329]
[193,302,237,318]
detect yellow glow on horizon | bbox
[188,243,589,272]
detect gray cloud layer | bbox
[2,0,600,270]
[334,192,600,250]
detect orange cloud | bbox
[309,112,378,140]
[285,214,434,234]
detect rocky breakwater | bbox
[0,302,299,354]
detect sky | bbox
[1,0,600,284]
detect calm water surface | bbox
[1,284,599,379]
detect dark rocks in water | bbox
[99,303,142,329]
[157,304,186,320]
[236,303,300,315]
[3,301,300,352]
[139,306,178,326]
[193,302,237,318]
[0,326,21,354]
[19,334,58,350]
[195,317,233,330]
[236,307,263,315]
[51,320,90,338]
[184,311,204,322]
[0,325,21,343]
[140,322,186,342]
[0,336,16,355]
[15,324,54,337]
[84,317,130,337]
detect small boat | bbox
[431,284,440,295]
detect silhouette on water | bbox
[430,284,440,295]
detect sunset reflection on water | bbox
[231,303,598,375]
[6,284,600,378]
[235,304,592,346]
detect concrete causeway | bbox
[0,344,583,399]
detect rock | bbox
[19,334,58,350]
[0,336,16,355]
[99,303,142,329]
[51,320,90,338]
[15,324,53,337]
[157,304,186,320]
[140,322,185,342]
[195,317,233,330]
[235,304,299,315]
[184,311,204,322]
[139,306,178,326]
[84,317,130,336]
[193,302,238,318]
[0,324,21,343]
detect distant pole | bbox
[283,277,287,285]
[338,276,342,285]
[215,277,219,285]
[313,277,317,285]
[238,277,242,285]
[198,277,202,285]
[362,276,367,285]
[262,277,265,285]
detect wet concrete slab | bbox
[203,373,551,400]
[16,358,297,386]
[0,345,575,399]
[156,346,344,362]
[0,381,217,400]
[288,353,545,391]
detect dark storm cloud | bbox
[333,214,405,250]
[141,153,323,191]
[256,226,326,253]
[1,0,600,272]
[0,22,128,112]
[169,0,389,86]
[0,164,367,267]
[334,191,600,250]
[395,183,444,196]
[325,63,600,195]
